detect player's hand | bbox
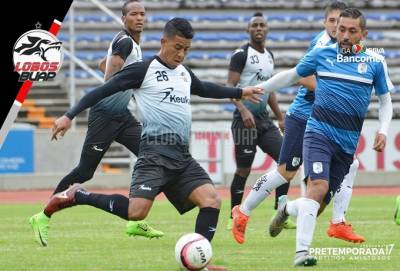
[241,86,263,104]
[278,119,285,133]
[51,115,72,141]
[373,133,386,152]
[239,108,255,128]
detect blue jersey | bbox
[287,30,335,120]
[296,43,393,154]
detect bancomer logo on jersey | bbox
[13,28,63,82]
[337,43,385,63]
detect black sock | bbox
[230,174,247,217]
[195,207,220,242]
[75,190,129,220]
[275,182,290,210]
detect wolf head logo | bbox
[14,35,62,61]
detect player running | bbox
[226,12,296,231]
[29,0,163,247]
[248,8,393,266]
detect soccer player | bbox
[47,18,262,271]
[247,8,392,266]
[232,1,365,245]
[29,0,163,247]
[226,12,296,230]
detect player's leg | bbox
[327,157,365,243]
[227,119,256,230]
[52,112,119,194]
[29,113,116,246]
[293,133,335,266]
[114,114,142,156]
[114,115,164,237]
[231,115,304,243]
[171,158,226,271]
[257,121,296,229]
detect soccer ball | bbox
[175,233,212,270]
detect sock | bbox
[230,174,248,217]
[332,159,359,224]
[195,207,220,242]
[296,198,320,252]
[75,190,129,220]
[240,169,287,216]
[286,199,300,217]
[275,182,290,210]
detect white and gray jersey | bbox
[92,30,142,116]
[66,56,243,145]
[229,43,274,117]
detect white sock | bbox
[240,169,287,216]
[296,198,320,252]
[331,159,359,224]
[286,199,300,217]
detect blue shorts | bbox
[278,114,307,171]
[303,132,353,204]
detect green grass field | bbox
[0,196,399,271]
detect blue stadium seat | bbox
[63,13,400,24]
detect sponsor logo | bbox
[139,184,152,191]
[160,87,190,104]
[255,69,269,81]
[13,28,63,81]
[325,58,335,67]
[195,246,207,264]
[243,148,253,154]
[92,145,103,152]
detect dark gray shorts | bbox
[129,138,213,214]
[231,116,282,168]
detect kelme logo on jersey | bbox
[160,87,190,104]
[13,29,63,82]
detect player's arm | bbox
[227,48,257,127]
[104,55,125,81]
[52,62,146,140]
[298,75,316,91]
[267,92,285,132]
[228,70,256,128]
[98,56,107,73]
[258,47,318,93]
[187,69,262,103]
[103,36,133,81]
[373,58,394,152]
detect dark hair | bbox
[122,0,141,16]
[253,12,263,17]
[163,18,194,39]
[340,8,366,29]
[324,1,347,19]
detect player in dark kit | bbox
[47,18,262,271]
[29,0,163,248]
[227,12,296,231]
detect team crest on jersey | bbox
[313,162,323,174]
[13,29,63,81]
[357,62,368,74]
[292,157,301,167]
[181,72,189,82]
